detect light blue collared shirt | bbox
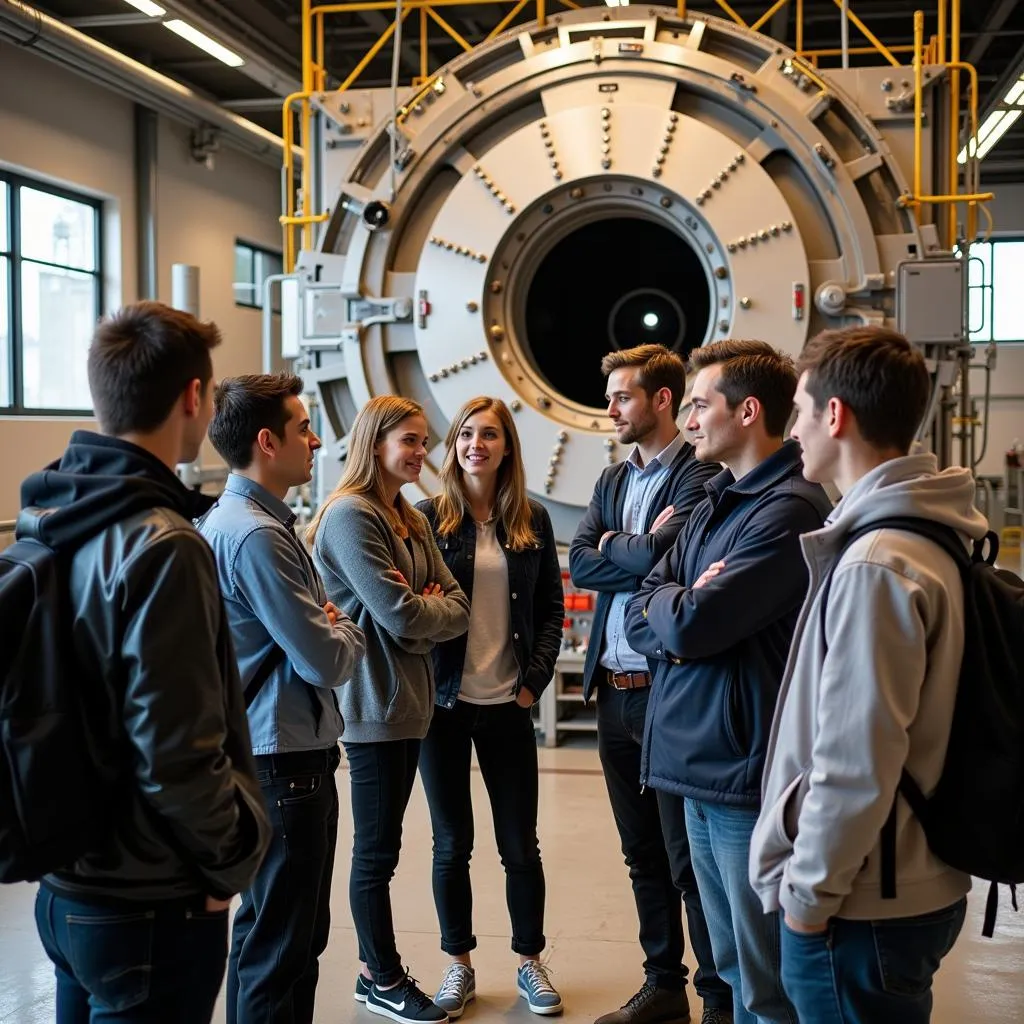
[599,431,685,674]
[198,474,364,755]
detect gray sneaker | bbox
[434,963,476,1019]
[517,961,563,1016]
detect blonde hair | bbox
[306,395,427,544]
[434,396,537,552]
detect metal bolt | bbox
[736,152,746,163]
[441,368,450,378]
[727,243,737,253]
[660,196,672,208]
[470,354,479,364]
[467,301,479,312]
[570,187,584,199]
[604,438,615,449]
[696,196,705,206]
[770,225,780,236]
[558,430,568,443]
[490,324,505,341]
[759,230,770,241]
[714,267,728,280]
[553,171,563,180]
[538,396,552,409]
[429,373,439,382]
[782,221,793,231]
[653,168,662,178]
[478,350,488,360]
[602,159,612,169]
[490,281,503,294]
[670,113,679,123]
[718,319,730,331]
[738,238,748,249]
[510,399,522,412]
[740,297,752,309]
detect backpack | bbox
[822,516,1024,936]
[0,533,114,883]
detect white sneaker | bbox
[434,963,476,1018]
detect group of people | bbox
[18,299,982,1024]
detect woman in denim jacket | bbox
[417,396,565,1019]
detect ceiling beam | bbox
[967,0,1020,67]
[66,14,155,28]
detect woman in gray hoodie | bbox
[308,395,470,1024]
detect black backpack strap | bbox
[819,516,972,902]
[244,645,287,708]
[243,644,328,730]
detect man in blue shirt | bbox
[570,345,732,1024]
[201,373,364,1024]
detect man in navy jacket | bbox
[625,340,831,1024]
[570,344,731,1024]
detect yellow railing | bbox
[282,0,991,267]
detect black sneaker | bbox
[355,974,372,1003]
[366,972,449,1024]
[700,1010,733,1024]
[594,983,690,1024]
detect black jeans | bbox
[345,737,422,987]
[597,682,732,1009]
[418,699,546,956]
[227,744,341,1024]
[35,887,228,1023]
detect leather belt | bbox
[606,670,651,691]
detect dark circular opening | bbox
[523,217,712,409]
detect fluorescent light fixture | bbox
[960,75,1024,163]
[164,19,245,67]
[977,109,1022,159]
[1005,80,1024,106]
[125,0,166,14]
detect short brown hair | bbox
[601,344,687,418]
[797,326,930,453]
[87,301,221,435]
[208,373,305,469]
[690,340,797,437]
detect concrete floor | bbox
[2,742,1022,1023]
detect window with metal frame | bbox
[0,172,103,414]
[965,238,1024,346]
[234,240,283,313]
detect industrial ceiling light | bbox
[124,0,166,15]
[604,0,630,7]
[164,18,245,67]
[959,77,1024,163]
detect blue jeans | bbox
[685,799,796,1024]
[781,898,967,1024]
[35,887,228,1023]
[227,744,341,1024]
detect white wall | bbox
[0,41,281,520]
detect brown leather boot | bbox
[594,983,691,1024]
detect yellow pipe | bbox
[487,0,531,40]
[314,0,512,14]
[338,11,410,92]
[714,0,747,26]
[830,0,900,66]
[280,89,308,270]
[537,0,545,29]
[914,9,923,204]
[948,60,982,241]
[980,201,994,241]
[677,0,686,15]
[796,0,803,53]
[906,193,994,203]
[280,214,331,225]
[557,0,580,8]
[751,0,789,34]
[937,0,946,64]
[425,6,473,51]
[420,6,428,79]
[949,0,961,247]
[802,44,915,57]
[316,14,325,90]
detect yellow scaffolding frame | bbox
[281,0,991,267]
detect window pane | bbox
[0,256,9,406]
[19,187,97,271]
[0,182,8,252]
[234,244,255,305]
[992,240,1024,342]
[20,261,96,410]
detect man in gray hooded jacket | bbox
[749,326,989,1024]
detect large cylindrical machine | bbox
[286,6,964,541]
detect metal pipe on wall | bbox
[0,0,295,167]
[134,105,158,301]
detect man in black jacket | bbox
[21,302,271,1023]
[624,340,832,1024]
[569,344,732,1024]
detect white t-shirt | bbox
[458,520,519,705]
